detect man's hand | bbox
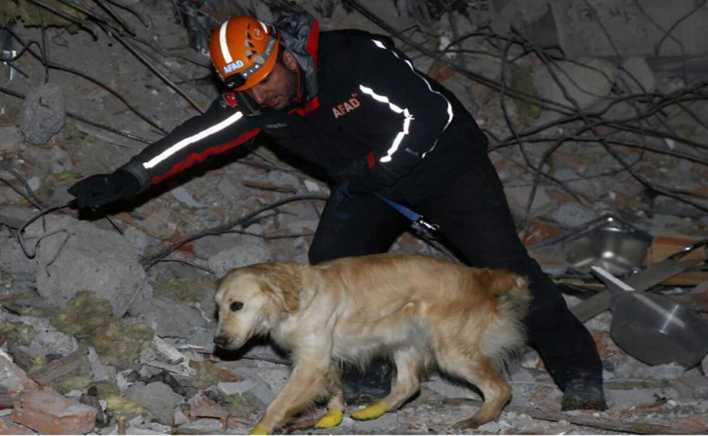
[337,158,397,194]
[68,170,141,209]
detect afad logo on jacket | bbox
[332,93,361,119]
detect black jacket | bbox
[121,20,488,204]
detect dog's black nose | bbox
[213,335,229,348]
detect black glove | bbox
[68,170,142,209]
[337,158,398,194]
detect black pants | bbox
[309,154,603,391]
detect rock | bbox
[0,126,23,154]
[22,145,74,175]
[425,375,480,400]
[29,215,152,317]
[673,374,708,400]
[20,83,66,145]
[126,382,183,425]
[0,416,35,434]
[534,58,616,109]
[0,313,79,358]
[207,234,272,277]
[504,184,554,216]
[11,387,97,434]
[217,375,274,406]
[0,349,38,396]
[87,346,114,383]
[550,202,597,228]
[170,186,205,208]
[620,57,656,94]
[131,297,210,338]
[551,0,708,58]
[351,410,399,432]
[175,418,225,434]
[0,228,38,276]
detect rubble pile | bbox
[0,0,706,434]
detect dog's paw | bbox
[315,409,343,429]
[452,417,481,430]
[351,400,389,420]
[249,423,269,435]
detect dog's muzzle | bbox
[213,334,231,349]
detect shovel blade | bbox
[610,291,708,367]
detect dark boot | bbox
[561,376,608,411]
[342,358,393,405]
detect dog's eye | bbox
[230,301,244,311]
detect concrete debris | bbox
[0,1,706,434]
[619,57,656,94]
[87,347,114,383]
[125,381,183,425]
[552,0,708,58]
[0,126,22,155]
[206,234,272,277]
[28,215,152,318]
[534,57,617,110]
[11,387,96,434]
[131,296,210,339]
[0,349,38,396]
[0,312,79,359]
[19,83,65,145]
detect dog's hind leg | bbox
[351,347,422,421]
[438,349,511,429]
[315,367,345,429]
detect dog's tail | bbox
[478,269,531,320]
[477,270,532,369]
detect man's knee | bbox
[308,243,331,265]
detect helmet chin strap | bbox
[294,61,304,103]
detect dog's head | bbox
[213,262,302,351]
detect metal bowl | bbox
[563,215,653,276]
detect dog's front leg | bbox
[250,358,330,434]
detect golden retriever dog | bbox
[213,254,531,434]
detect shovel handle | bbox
[667,239,708,260]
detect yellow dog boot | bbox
[315,408,344,429]
[249,423,268,435]
[351,400,389,420]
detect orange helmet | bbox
[209,16,280,91]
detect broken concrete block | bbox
[0,416,35,434]
[673,373,708,400]
[28,214,152,317]
[550,202,598,228]
[620,57,656,94]
[11,387,96,434]
[0,312,79,360]
[0,126,23,155]
[533,57,616,110]
[207,234,272,277]
[551,0,708,58]
[20,83,65,145]
[185,392,229,421]
[131,297,209,338]
[0,228,38,276]
[0,349,37,396]
[126,382,183,425]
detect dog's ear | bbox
[260,264,302,313]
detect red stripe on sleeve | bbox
[150,128,261,185]
[289,96,320,116]
[307,19,320,67]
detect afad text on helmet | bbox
[224,59,245,74]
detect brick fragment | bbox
[11,387,96,435]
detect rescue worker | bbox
[68,13,607,411]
